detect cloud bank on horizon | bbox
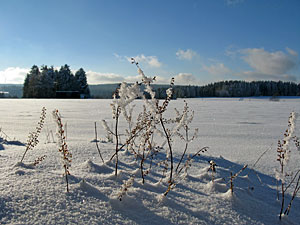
[1,47,298,85]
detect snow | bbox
[1,97,300,224]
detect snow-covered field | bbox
[1,97,300,224]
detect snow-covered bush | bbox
[276,112,300,219]
[103,59,208,196]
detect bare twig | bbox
[94,122,104,163]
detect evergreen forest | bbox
[23,65,90,98]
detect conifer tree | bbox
[23,65,40,98]
[75,68,90,98]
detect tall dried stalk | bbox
[159,117,174,186]
[229,165,248,193]
[275,112,298,220]
[114,106,121,176]
[164,146,209,196]
[94,122,104,163]
[53,109,72,193]
[284,170,300,215]
[21,107,46,163]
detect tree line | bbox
[22,66,299,98]
[89,81,300,99]
[23,65,90,98]
[157,80,300,99]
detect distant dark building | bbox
[56,91,80,99]
[0,91,9,98]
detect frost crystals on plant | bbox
[53,109,72,193]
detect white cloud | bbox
[124,75,144,83]
[226,0,244,5]
[241,48,298,78]
[286,47,298,57]
[225,45,240,58]
[127,54,162,68]
[0,67,29,84]
[239,71,297,82]
[174,73,200,85]
[86,71,125,84]
[113,53,127,62]
[86,71,167,84]
[154,76,169,84]
[125,75,172,84]
[176,49,197,60]
[86,70,200,85]
[203,63,231,76]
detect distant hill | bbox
[0,83,123,98]
[89,84,120,98]
[0,84,120,98]
[0,83,124,99]
[0,84,23,98]
[89,83,173,99]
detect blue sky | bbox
[0,0,299,85]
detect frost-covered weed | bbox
[276,112,299,219]
[101,120,113,143]
[20,107,46,163]
[174,101,198,173]
[103,59,208,196]
[53,109,72,193]
[117,176,135,201]
[208,160,217,183]
[33,155,47,166]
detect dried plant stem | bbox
[140,157,145,184]
[175,129,189,172]
[284,169,300,192]
[230,172,233,193]
[229,164,248,193]
[246,147,271,186]
[163,147,209,197]
[21,144,31,163]
[252,147,271,168]
[279,148,285,220]
[177,147,209,175]
[284,174,300,215]
[160,117,173,185]
[276,180,280,201]
[114,107,120,176]
[208,160,217,182]
[64,165,69,192]
[94,122,104,163]
[279,179,285,219]
[109,124,148,161]
[164,183,175,196]
[0,128,11,141]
